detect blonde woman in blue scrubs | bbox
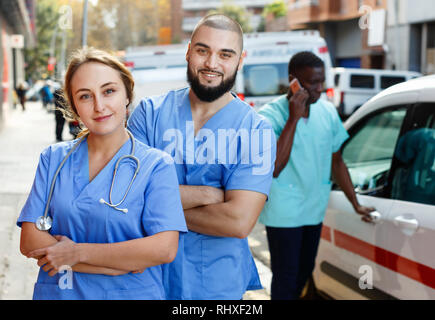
[18,48,187,300]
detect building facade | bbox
[386,0,435,74]
[287,0,387,69]
[0,0,36,126]
[172,0,277,41]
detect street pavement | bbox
[0,101,272,300]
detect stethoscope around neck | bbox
[36,130,140,231]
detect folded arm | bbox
[21,223,133,275]
[21,222,178,276]
[179,185,224,210]
[184,189,267,239]
[27,229,179,276]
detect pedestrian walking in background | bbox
[53,88,66,142]
[40,81,54,110]
[258,51,375,300]
[15,82,27,111]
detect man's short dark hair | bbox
[191,14,244,51]
[288,51,324,76]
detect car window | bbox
[341,107,407,195]
[350,74,375,89]
[391,103,435,205]
[334,73,340,87]
[243,63,288,96]
[380,76,406,89]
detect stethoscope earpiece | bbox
[99,198,129,214]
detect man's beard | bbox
[187,66,238,103]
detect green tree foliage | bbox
[24,0,172,81]
[23,0,61,81]
[263,0,287,18]
[93,0,160,50]
[208,0,253,33]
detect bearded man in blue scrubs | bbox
[258,51,375,300]
[128,14,276,299]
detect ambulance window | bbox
[243,63,288,96]
[167,64,187,68]
[340,107,407,196]
[334,74,340,87]
[350,75,375,89]
[391,103,435,205]
[380,76,406,89]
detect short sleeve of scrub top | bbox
[18,148,51,227]
[257,98,288,139]
[128,94,173,147]
[224,119,277,197]
[328,104,349,153]
[127,98,155,146]
[141,152,186,235]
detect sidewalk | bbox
[0,102,59,299]
[0,102,272,300]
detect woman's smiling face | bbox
[71,62,130,137]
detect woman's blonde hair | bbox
[60,47,134,135]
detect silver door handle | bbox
[369,211,382,222]
[394,215,419,235]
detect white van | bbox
[332,68,421,117]
[235,30,335,110]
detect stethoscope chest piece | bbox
[36,215,52,231]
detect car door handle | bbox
[394,215,419,236]
[369,211,382,223]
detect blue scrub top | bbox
[17,137,187,300]
[127,87,276,299]
[258,95,349,228]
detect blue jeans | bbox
[266,223,323,300]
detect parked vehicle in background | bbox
[312,75,435,300]
[123,44,187,71]
[235,30,334,110]
[25,79,61,103]
[123,44,188,112]
[129,67,188,110]
[332,68,421,117]
[25,80,44,101]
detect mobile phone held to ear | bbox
[290,78,302,94]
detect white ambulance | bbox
[123,44,188,70]
[310,75,435,300]
[235,30,335,109]
[123,45,189,108]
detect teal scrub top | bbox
[17,137,187,300]
[127,87,276,300]
[258,95,349,228]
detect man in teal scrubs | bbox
[258,51,374,300]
